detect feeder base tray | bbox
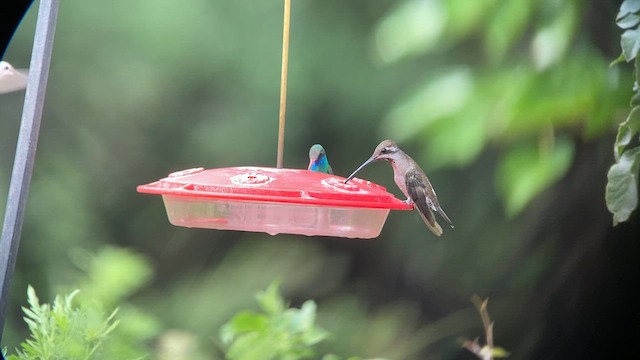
[163,195,390,239]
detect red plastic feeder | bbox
[137,167,413,239]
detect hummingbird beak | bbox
[344,156,376,183]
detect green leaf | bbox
[382,68,474,142]
[226,332,279,360]
[630,92,640,107]
[26,285,40,310]
[623,106,640,132]
[611,52,626,67]
[504,54,609,137]
[616,124,635,162]
[531,0,578,70]
[75,247,153,308]
[615,106,640,160]
[621,29,640,62]
[422,107,488,168]
[220,281,341,360]
[635,54,640,86]
[372,0,446,63]
[444,0,499,38]
[606,147,640,225]
[220,311,268,344]
[618,0,640,20]
[497,138,574,216]
[255,280,285,315]
[484,0,531,63]
[302,327,330,347]
[618,13,640,29]
[492,346,511,358]
[297,301,317,331]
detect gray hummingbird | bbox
[344,140,453,236]
[0,61,28,94]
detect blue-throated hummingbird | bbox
[308,144,333,174]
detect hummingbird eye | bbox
[381,147,391,154]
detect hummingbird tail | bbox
[437,207,454,228]
[416,209,443,237]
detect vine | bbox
[607,0,640,225]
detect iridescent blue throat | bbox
[310,155,332,174]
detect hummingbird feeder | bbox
[136,0,413,239]
[137,167,411,238]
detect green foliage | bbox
[375,0,620,216]
[484,0,531,63]
[71,247,154,309]
[7,286,120,360]
[607,147,640,225]
[220,280,328,360]
[618,0,640,61]
[220,281,372,360]
[607,0,640,224]
[498,137,574,216]
[71,247,160,357]
[5,247,159,360]
[373,0,446,63]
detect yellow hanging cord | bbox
[277,0,291,168]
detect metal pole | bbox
[0,0,59,342]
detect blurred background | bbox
[1,0,639,358]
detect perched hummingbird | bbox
[0,61,28,94]
[344,140,453,236]
[308,144,333,174]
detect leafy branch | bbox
[4,247,158,360]
[460,296,509,360]
[7,286,120,360]
[220,280,376,360]
[607,0,640,225]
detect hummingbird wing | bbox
[406,170,443,236]
[408,166,454,229]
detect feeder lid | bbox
[137,167,413,210]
